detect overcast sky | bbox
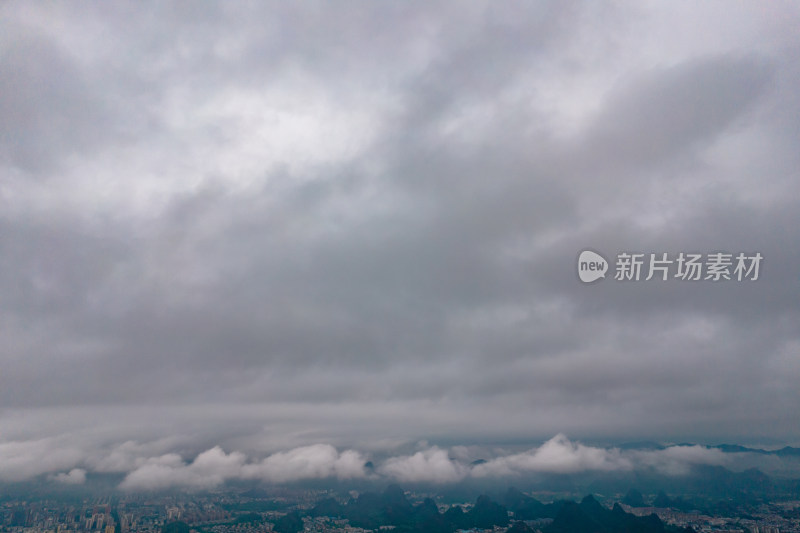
[1,2,799,488]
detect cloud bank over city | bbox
[1,1,799,484]
[0,434,754,490]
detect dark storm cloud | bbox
[1,0,799,483]
[578,55,774,174]
[0,34,108,174]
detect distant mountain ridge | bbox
[712,444,800,456]
[308,485,695,533]
[616,442,800,456]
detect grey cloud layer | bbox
[1,1,799,467]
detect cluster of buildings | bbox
[623,501,800,533]
[1,493,798,533]
[0,496,227,533]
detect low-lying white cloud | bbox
[632,445,729,475]
[88,439,187,473]
[379,447,468,483]
[51,468,87,485]
[0,435,768,489]
[472,434,632,477]
[0,438,83,482]
[241,444,368,483]
[119,444,369,490]
[120,447,248,490]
